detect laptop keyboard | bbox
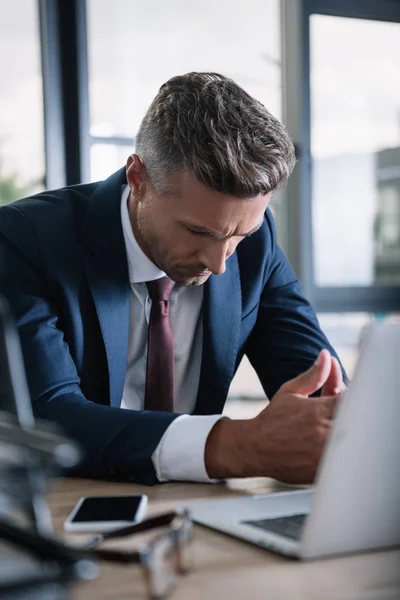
[241,513,308,541]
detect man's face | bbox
[126,155,271,286]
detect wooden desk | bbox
[49,478,400,600]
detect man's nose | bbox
[199,239,232,276]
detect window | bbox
[0,0,45,205]
[86,0,281,182]
[310,15,400,288]
[90,143,133,183]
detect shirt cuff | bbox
[152,414,224,482]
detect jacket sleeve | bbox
[245,209,348,399]
[0,205,178,484]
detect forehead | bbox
[161,170,270,234]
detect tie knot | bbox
[146,277,175,301]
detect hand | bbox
[205,349,344,484]
[321,354,347,396]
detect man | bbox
[0,72,346,485]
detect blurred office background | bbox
[1,0,399,418]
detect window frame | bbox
[38,0,400,312]
[39,0,90,187]
[281,0,400,312]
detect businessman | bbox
[0,72,346,485]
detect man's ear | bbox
[126,154,147,200]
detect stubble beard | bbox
[136,214,210,286]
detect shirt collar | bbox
[120,185,166,284]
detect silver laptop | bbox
[184,322,400,559]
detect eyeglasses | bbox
[0,509,193,600]
[85,510,193,599]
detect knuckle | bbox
[309,401,321,422]
[279,381,290,394]
[315,423,328,442]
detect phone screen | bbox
[72,496,143,522]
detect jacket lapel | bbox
[194,252,242,415]
[79,168,130,407]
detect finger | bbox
[318,394,341,420]
[283,349,332,396]
[321,356,344,396]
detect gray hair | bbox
[135,72,296,198]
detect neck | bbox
[127,192,156,265]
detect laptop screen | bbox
[0,297,34,428]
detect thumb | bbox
[282,349,332,397]
[321,356,345,396]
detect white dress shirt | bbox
[120,186,223,481]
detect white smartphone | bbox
[63,494,148,533]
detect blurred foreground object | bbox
[0,296,93,597]
[0,295,81,533]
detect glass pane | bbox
[90,144,133,182]
[310,16,400,286]
[0,1,45,205]
[87,0,281,139]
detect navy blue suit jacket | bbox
[0,168,344,484]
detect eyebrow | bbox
[186,220,264,240]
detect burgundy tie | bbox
[144,277,175,412]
